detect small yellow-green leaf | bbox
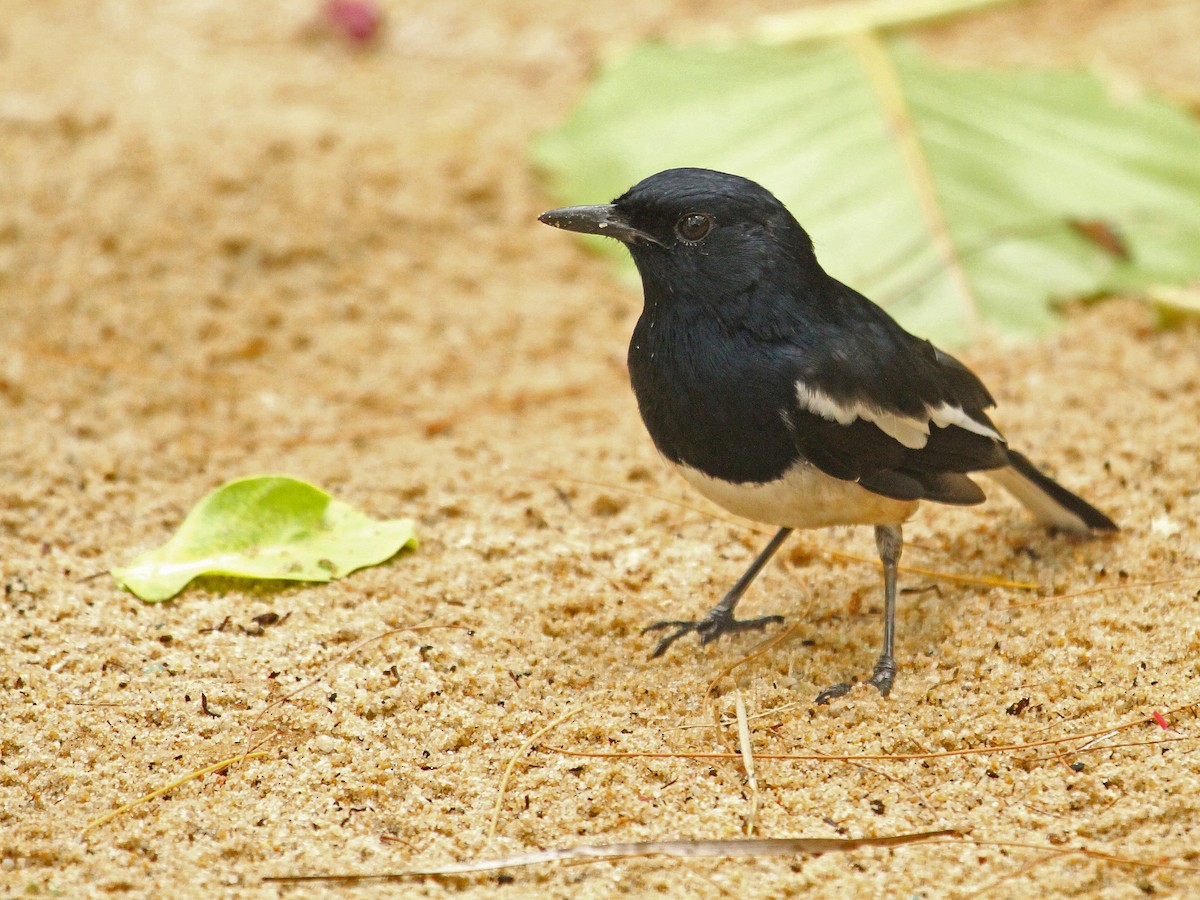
[111,476,417,602]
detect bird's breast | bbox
[627,311,801,485]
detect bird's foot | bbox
[815,655,896,705]
[814,679,855,705]
[643,608,784,659]
[865,654,897,697]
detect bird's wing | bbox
[782,295,1009,505]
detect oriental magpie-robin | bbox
[539,168,1117,703]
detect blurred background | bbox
[3,2,1199,896]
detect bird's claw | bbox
[643,609,784,659]
[815,655,896,705]
[814,679,854,705]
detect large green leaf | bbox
[533,38,1200,344]
[112,476,417,602]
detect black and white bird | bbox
[539,167,1117,703]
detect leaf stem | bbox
[850,30,980,335]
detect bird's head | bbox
[539,168,820,312]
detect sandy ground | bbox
[3,1,1200,897]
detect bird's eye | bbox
[675,213,713,243]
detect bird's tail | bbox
[988,450,1117,534]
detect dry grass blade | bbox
[734,690,759,835]
[543,733,1193,764]
[545,699,1200,764]
[1040,736,1192,762]
[960,838,1200,875]
[1004,575,1200,610]
[826,550,1039,590]
[488,703,587,841]
[241,621,468,763]
[802,746,937,811]
[81,751,271,834]
[706,625,799,702]
[261,829,960,884]
[962,851,1074,899]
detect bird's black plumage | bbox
[539,167,1116,703]
[611,169,1007,504]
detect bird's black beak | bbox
[538,204,662,247]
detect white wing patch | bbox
[927,402,1004,441]
[795,382,1003,450]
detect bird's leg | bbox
[644,527,791,658]
[865,524,902,695]
[815,524,902,704]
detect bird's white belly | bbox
[675,460,918,530]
